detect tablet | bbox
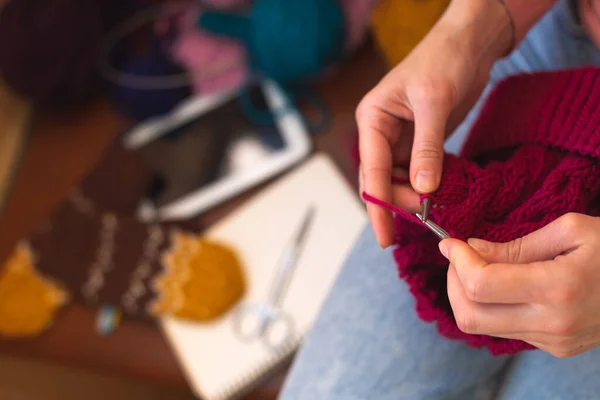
[122,80,312,221]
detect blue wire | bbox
[238,81,332,136]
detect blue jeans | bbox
[279,1,600,399]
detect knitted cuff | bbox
[462,67,600,160]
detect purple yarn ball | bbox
[113,45,190,121]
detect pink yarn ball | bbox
[159,0,379,95]
[339,0,381,52]
[170,3,248,94]
[204,0,253,7]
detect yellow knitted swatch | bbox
[151,233,246,322]
[371,0,450,68]
[0,244,68,337]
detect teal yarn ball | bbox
[199,0,346,83]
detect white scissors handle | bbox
[233,304,294,351]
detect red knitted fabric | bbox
[366,67,600,355]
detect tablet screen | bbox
[138,84,286,208]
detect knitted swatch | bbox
[0,144,246,337]
[365,67,600,355]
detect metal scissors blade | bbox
[292,206,315,248]
[232,206,315,351]
[267,206,315,305]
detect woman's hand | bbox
[440,213,600,358]
[357,0,513,248]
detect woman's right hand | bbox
[356,0,514,248]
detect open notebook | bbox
[160,154,367,399]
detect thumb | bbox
[467,216,581,264]
[410,98,450,193]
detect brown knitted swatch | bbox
[0,142,246,337]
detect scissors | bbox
[232,206,315,352]
[416,198,450,240]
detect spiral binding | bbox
[208,333,302,400]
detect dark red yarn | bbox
[0,0,122,106]
[364,67,600,355]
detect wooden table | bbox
[0,41,386,398]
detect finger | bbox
[357,101,403,248]
[549,330,600,358]
[389,122,414,166]
[490,331,569,344]
[469,316,599,345]
[362,150,393,248]
[390,167,420,212]
[467,214,585,264]
[409,95,452,193]
[490,330,596,358]
[488,332,544,344]
[391,185,420,213]
[391,167,410,179]
[441,239,551,304]
[447,265,535,335]
[528,325,600,357]
[359,164,365,201]
[528,340,597,359]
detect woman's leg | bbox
[495,347,600,399]
[278,227,510,400]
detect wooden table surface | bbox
[0,41,386,398]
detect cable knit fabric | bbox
[367,67,600,355]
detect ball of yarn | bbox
[168,3,249,95]
[204,0,253,7]
[0,0,119,106]
[371,0,449,68]
[338,0,381,52]
[113,45,191,121]
[199,0,346,83]
[161,0,375,96]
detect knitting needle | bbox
[415,212,451,240]
[421,197,431,222]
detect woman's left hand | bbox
[439,212,600,358]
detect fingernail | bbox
[438,241,448,259]
[416,170,437,193]
[468,238,492,254]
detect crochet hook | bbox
[415,212,450,240]
[421,197,432,222]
